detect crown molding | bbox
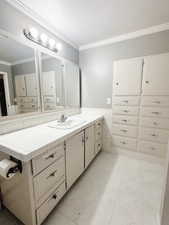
[0,60,11,66]
[5,0,79,49]
[79,22,169,51]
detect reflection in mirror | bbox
[0,35,39,118]
[64,61,80,108]
[41,53,64,111]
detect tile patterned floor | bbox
[0,152,164,225]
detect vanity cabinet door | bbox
[85,125,95,168]
[113,58,143,95]
[15,75,26,97]
[66,131,85,189]
[25,74,37,97]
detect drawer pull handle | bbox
[145,81,149,84]
[123,110,129,113]
[97,132,101,135]
[97,123,101,126]
[116,82,119,86]
[120,129,127,133]
[53,194,58,200]
[120,141,126,145]
[152,112,159,115]
[151,147,156,151]
[151,134,157,137]
[47,170,58,179]
[123,100,128,103]
[153,122,158,126]
[122,119,127,122]
[153,101,161,104]
[43,153,55,160]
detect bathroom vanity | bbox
[0,113,103,225]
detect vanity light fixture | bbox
[40,33,48,44]
[23,27,63,53]
[56,42,63,51]
[29,27,39,40]
[49,38,56,49]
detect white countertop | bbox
[0,112,104,162]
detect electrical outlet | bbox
[106,98,111,105]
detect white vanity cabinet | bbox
[66,131,85,189]
[1,117,103,225]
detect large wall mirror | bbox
[0,35,40,119]
[40,52,81,112]
[0,30,81,121]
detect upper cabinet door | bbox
[25,74,37,97]
[142,53,169,96]
[15,75,26,97]
[113,58,143,95]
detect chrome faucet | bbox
[59,114,67,123]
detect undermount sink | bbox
[48,118,86,129]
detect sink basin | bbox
[48,118,86,129]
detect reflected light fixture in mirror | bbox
[23,27,63,53]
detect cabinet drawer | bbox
[112,96,140,106]
[112,106,139,116]
[32,143,64,175]
[112,135,137,150]
[140,117,169,130]
[141,96,169,107]
[138,141,166,157]
[140,107,169,118]
[112,115,138,125]
[95,140,102,155]
[25,102,38,109]
[139,127,169,144]
[37,182,66,225]
[34,157,65,204]
[112,124,138,138]
[44,96,56,103]
[44,103,56,110]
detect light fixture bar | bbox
[23,28,62,53]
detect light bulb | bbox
[49,39,56,49]
[56,43,62,51]
[40,33,48,44]
[29,27,39,39]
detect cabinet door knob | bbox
[53,194,58,200]
[116,82,119,86]
[145,81,149,84]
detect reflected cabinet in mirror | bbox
[41,53,64,111]
[0,36,39,118]
[40,53,81,111]
[64,61,80,109]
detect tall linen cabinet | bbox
[112,53,169,158]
